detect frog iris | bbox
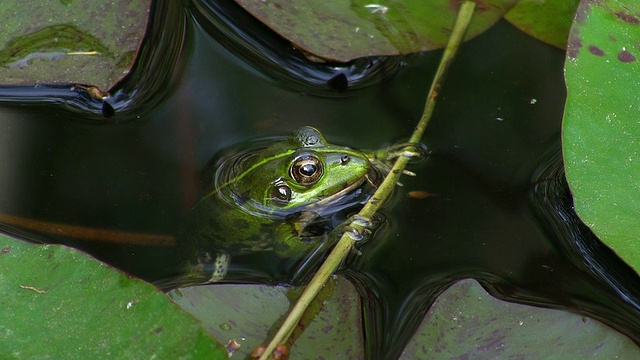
[290,155,323,185]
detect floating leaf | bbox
[0,0,150,90]
[170,276,363,358]
[563,0,640,274]
[400,279,640,359]
[0,233,227,359]
[504,0,579,48]
[171,276,639,358]
[233,0,518,62]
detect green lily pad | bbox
[172,277,639,358]
[504,0,579,49]
[0,233,227,359]
[400,279,640,359]
[563,0,640,274]
[233,0,518,62]
[0,0,150,90]
[169,276,363,358]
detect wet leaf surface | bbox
[563,0,640,275]
[0,0,150,90]
[169,276,363,359]
[504,0,579,49]
[170,276,638,359]
[233,0,518,62]
[0,233,226,359]
[400,279,639,359]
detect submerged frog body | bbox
[178,126,385,286]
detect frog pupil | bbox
[300,163,316,176]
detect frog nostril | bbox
[340,155,350,165]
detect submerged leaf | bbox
[0,233,227,359]
[233,0,518,62]
[504,0,579,49]
[563,0,640,274]
[0,24,111,68]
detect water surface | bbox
[1,1,639,359]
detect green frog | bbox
[177,126,385,286]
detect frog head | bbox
[175,126,379,287]
[215,126,372,217]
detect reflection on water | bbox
[0,0,639,359]
[189,0,403,95]
[529,151,640,323]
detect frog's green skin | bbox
[180,126,380,285]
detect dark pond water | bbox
[1,1,640,358]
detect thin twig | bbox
[0,214,174,246]
[258,2,477,358]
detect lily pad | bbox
[233,0,518,62]
[169,276,363,358]
[0,0,150,90]
[400,279,640,359]
[171,276,639,358]
[563,1,640,274]
[0,233,227,359]
[504,0,579,49]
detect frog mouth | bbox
[364,162,387,188]
[291,164,388,234]
[303,164,386,215]
[317,176,367,208]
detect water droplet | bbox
[351,214,372,228]
[343,226,363,241]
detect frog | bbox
[175,126,386,287]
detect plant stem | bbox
[258,2,476,359]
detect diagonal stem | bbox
[258,2,477,359]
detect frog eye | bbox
[290,155,323,185]
[271,185,291,206]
